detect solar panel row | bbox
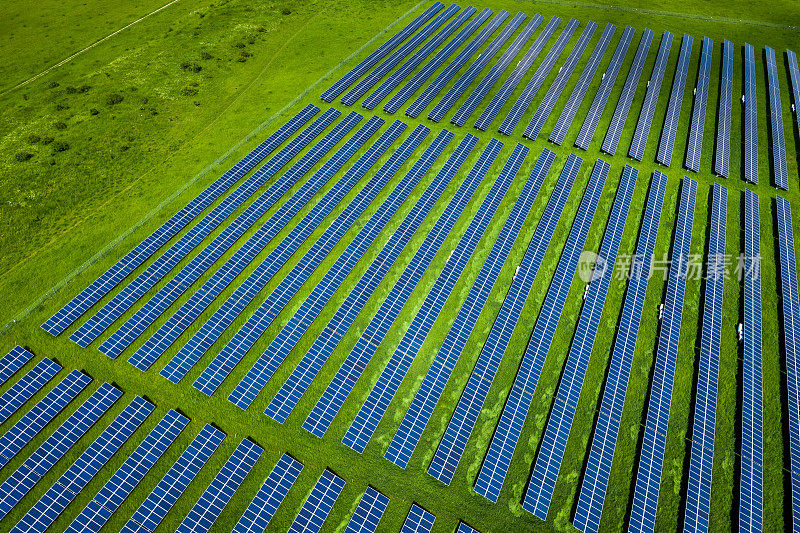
[0,346,33,387]
[656,33,693,166]
[458,522,480,533]
[401,504,436,533]
[234,454,304,533]
[41,104,319,336]
[523,163,636,517]
[629,176,697,533]
[573,170,667,533]
[714,40,733,178]
[302,139,501,438]
[344,486,390,533]
[743,43,758,184]
[0,357,61,425]
[684,37,713,172]
[766,46,788,190]
[288,469,345,533]
[789,49,800,139]
[428,153,581,485]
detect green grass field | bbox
[1,0,799,531]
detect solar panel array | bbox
[288,469,345,533]
[0,357,61,425]
[477,158,610,505]
[458,523,480,533]
[344,486,390,533]
[683,183,727,533]
[743,43,758,184]
[548,23,616,145]
[766,46,788,190]
[628,31,674,161]
[789,49,800,138]
[0,346,33,387]
[656,34,693,166]
[684,37,713,172]
[739,189,763,533]
[714,40,733,178]
[629,177,697,533]
[234,454,304,533]
[523,164,636,517]
[401,504,436,533]
[428,153,581,485]
[573,170,667,533]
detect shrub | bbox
[52,141,69,153]
[27,134,41,144]
[180,61,202,72]
[54,121,67,130]
[120,145,129,152]
[90,108,99,116]
[281,7,291,15]
[48,82,60,89]
[237,50,252,62]
[65,85,90,94]
[234,42,245,49]
[200,51,213,60]
[14,152,33,162]
[106,93,124,105]
[41,136,54,145]
[180,86,199,96]
[55,103,69,111]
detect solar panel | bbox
[402,10,511,117]
[766,46,788,190]
[739,189,763,533]
[344,486,389,533]
[629,177,697,533]
[522,164,636,516]
[0,357,61,425]
[287,469,345,533]
[574,26,635,150]
[788,50,800,139]
[477,158,610,505]
[503,17,589,136]
[776,196,800,532]
[656,34,694,166]
[41,104,319,336]
[120,424,225,533]
[233,454,304,533]
[0,346,33,387]
[573,170,667,533]
[302,139,501,437]
[362,7,481,110]
[683,183,727,533]
[157,122,418,384]
[384,146,549,466]
[601,28,654,155]
[684,37,713,172]
[69,108,341,348]
[401,504,436,533]
[264,134,477,423]
[627,31,674,161]
[220,128,450,402]
[341,5,461,106]
[321,3,445,102]
[427,153,582,485]
[97,111,361,358]
[448,15,544,126]
[176,438,262,533]
[0,382,121,521]
[426,12,531,122]
[10,396,154,533]
[743,43,758,184]
[472,16,565,131]
[458,522,480,533]
[714,40,734,177]
[128,116,389,371]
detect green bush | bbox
[51,141,69,153]
[54,121,67,130]
[27,134,40,144]
[41,136,54,145]
[14,152,33,162]
[200,51,213,60]
[180,86,199,96]
[90,108,99,116]
[106,93,124,105]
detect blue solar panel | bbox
[458,522,480,533]
[601,28,654,155]
[448,15,543,126]
[41,105,319,336]
[120,424,225,533]
[264,135,477,423]
[11,396,153,533]
[233,454,304,533]
[69,108,341,349]
[427,153,582,485]
[219,128,450,401]
[305,139,504,439]
[177,438,262,533]
[0,357,61,425]
[288,469,345,533]
[321,3,445,102]
[572,170,667,533]
[714,40,734,178]
[0,347,33,388]
[684,37,713,172]
[341,5,461,106]
[0,382,121,521]
[627,31,674,161]
[766,46,788,190]
[384,146,550,466]
[522,164,636,516]
[403,10,512,118]
[401,504,436,533]
[739,189,763,533]
[344,486,390,533]
[426,12,530,122]
[776,196,800,532]
[362,7,480,110]
[788,50,800,139]
[743,43,758,184]
[473,16,566,131]
[629,176,697,533]
[128,116,389,371]
[478,158,610,505]
[683,183,727,533]
[656,34,694,166]
[97,111,361,357]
